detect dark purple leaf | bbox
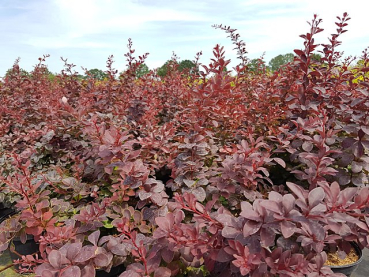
[358,129,365,139]
[336,169,351,186]
[342,138,356,149]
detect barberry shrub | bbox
[0,12,368,277]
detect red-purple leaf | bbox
[88,230,100,246]
[308,187,325,208]
[273,158,286,168]
[281,221,296,238]
[260,227,276,247]
[287,182,307,203]
[154,267,171,277]
[243,221,262,237]
[48,250,63,269]
[61,266,81,277]
[75,246,97,263]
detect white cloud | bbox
[53,0,207,36]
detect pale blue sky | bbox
[0,0,368,76]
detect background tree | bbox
[178,60,197,73]
[157,60,198,77]
[248,58,267,74]
[4,66,30,79]
[268,53,294,71]
[135,63,150,78]
[86,68,108,80]
[157,60,178,77]
[311,53,322,62]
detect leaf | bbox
[243,221,262,237]
[216,248,234,262]
[111,243,131,256]
[302,141,313,152]
[240,202,260,220]
[261,200,280,213]
[154,267,171,277]
[361,126,369,135]
[358,129,365,139]
[40,270,55,277]
[94,252,112,268]
[119,270,141,277]
[260,227,276,247]
[342,138,356,149]
[183,179,195,187]
[81,263,95,277]
[281,221,296,238]
[354,141,365,157]
[192,187,206,202]
[66,243,82,261]
[161,249,174,263]
[61,266,81,277]
[340,187,358,203]
[138,191,151,200]
[42,210,53,221]
[48,250,63,269]
[310,203,327,215]
[336,169,351,186]
[308,187,325,208]
[352,173,368,186]
[222,226,240,239]
[329,182,340,202]
[294,49,305,57]
[273,157,286,168]
[338,153,354,167]
[62,177,78,187]
[282,194,295,213]
[155,216,171,231]
[287,182,307,203]
[351,161,362,173]
[88,230,100,246]
[74,246,97,263]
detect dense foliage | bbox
[0,13,369,277]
